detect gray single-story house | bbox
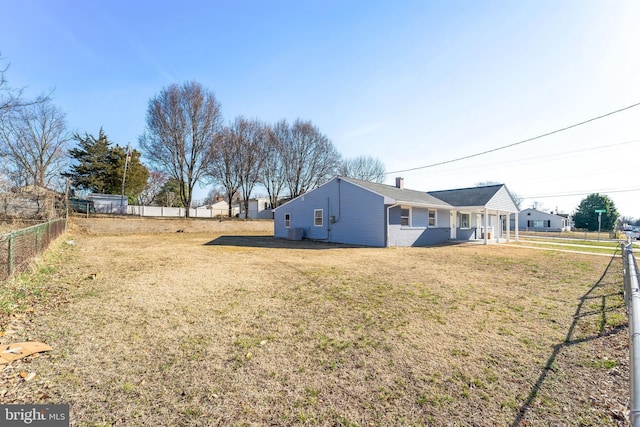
[512,208,572,232]
[273,176,520,247]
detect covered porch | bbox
[448,207,520,245]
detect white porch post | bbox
[496,210,501,243]
[506,211,511,242]
[483,208,489,245]
[450,210,457,240]
[515,211,519,241]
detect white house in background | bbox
[512,208,572,231]
[208,197,240,217]
[239,198,273,219]
[273,176,520,247]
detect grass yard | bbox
[0,224,629,426]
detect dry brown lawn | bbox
[0,220,629,426]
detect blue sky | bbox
[2,1,639,216]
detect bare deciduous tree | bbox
[258,121,287,209]
[278,119,341,199]
[139,81,223,216]
[233,117,268,218]
[138,170,169,205]
[0,98,71,189]
[207,126,241,218]
[0,57,23,115]
[338,155,386,183]
[206,117,270,218]
[0,56,50,119]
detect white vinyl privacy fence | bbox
[74,201,239,218]
[126,205,234,218]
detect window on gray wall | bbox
[314,209,323,227]
[428,209,436,227]
[285,213,291,228]
[400,207,410,226]
[460,213,470,228]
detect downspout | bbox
[386,203,398,247]
[335,178,341,223]
[326,196,331,241]
[325,179,342,242]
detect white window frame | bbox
[314,209,323,227]
[459,212,470,229]
[284,213,291,228]
[428,209,437,227]
[400,207,411,226]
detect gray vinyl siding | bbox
[273,187,330,241]
[437,208,450,228]
[388,206,450,246]
[456,228,477,240]
[273,179,386,246]
[328,179,386,246]
[412,207,428,227]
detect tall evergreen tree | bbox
[64,129,112,193]
[64,129,149,201]
[573,193,619,231]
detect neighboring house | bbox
[209,199,240,218]
[556,212,574,230]
[512,208,572,232]
[273,176,520,247]
[239,198,273,219]
[1,186,63,219]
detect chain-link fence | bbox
[0,218,67,281]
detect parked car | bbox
[626,229,640,240]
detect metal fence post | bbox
[624,242,640,426]
[7,232,14,277]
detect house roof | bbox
[519,208,569,219]
[427,184,504,207]
[275,176,518,212]
[339,176,452,208]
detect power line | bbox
[412,139,640,176]
[522,187,640,199]
[387,101,640,174]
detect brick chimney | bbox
[395,177,404,189]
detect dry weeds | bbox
[0,225,629,426]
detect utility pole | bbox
[120,143,131,214]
